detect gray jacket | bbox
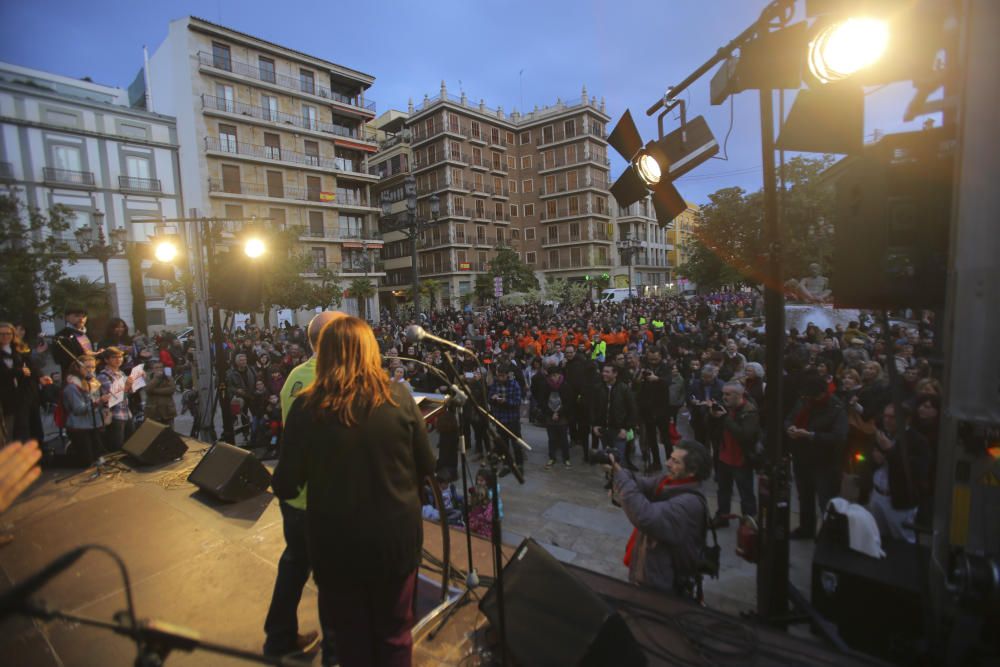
[62,377,103,430]
[613,470,706,595]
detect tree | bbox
[489,247,538,292]
[348,277,375,321]
[546,277,589,305]
[0,193,77,336]
[50,277,110,331]
[679,156,836,290]
[421,278,442,310]
[474,273,493,304]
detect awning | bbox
[335,138,378,154]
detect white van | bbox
[600,288,634,303]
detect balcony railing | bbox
[118,175,163,193]
[369,162,410,179]
[540,204,609,221]
[198,52,376,112]
[201,95,377,143]
[411,121,469,142]
[209,178,372,207]
[43,167,95,187]
[299,226,380,241]
[541,175,610,196]
[0,162,13,181]
[307,260,385,275]
[412,151,468,170]
[539,153,612,172]
[204,136,364,174]
[418,259,456,275]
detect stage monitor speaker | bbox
[479,538,646,667]
[187,442,272,502]
[831,127,953,310]
[122,420,188,465]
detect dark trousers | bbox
[462,416,486,455]
[318,568,417,667]
[546,424,570,462]
[264,503,333,657]
[793,456,841,532]
[103,419,128,453]
[67,428,104,466]
[716,462,757,516]
[640,416,671,466]
[497,420,523,467]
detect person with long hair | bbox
[273,316,435,667]
[62,353,107,465]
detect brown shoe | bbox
[296,631,320,655]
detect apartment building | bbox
[612,194,675,294]
[666,203,700,284]
[145,16,382,323]
[369,110,413,309]
[393,83,612,306]
[0,61,186,333]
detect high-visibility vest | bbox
[590,340,607,361]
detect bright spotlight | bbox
[808,17,889,84]
[154,240,178,263]
[635,153,662,186]
[244,237,266,258]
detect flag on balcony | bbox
[319,191,336,202]
[459,262,471,271]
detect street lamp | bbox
[74,210,128,313]
[617,232,642,300]
[381,174,439,315]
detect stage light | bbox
[808,17,890,84]
[154,239,178,263]
[635,153,661,186]
[244,237,266,258]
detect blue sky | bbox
[0,0,927,205]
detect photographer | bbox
[590,364,637,467]
[612,440,712,599]
[710,382,760,527]
[634,349,673,472]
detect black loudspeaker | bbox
[831,127,953,310]
[187,442,272,502]
[479,538,646,667]
[209,250,263,313]
[122,420,188,465]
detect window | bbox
[451,167,463,188]
[548,249,559,268]
[309,211,324,236]
[546,200,557,218]
[264,132,281,160]
[221,164,240,193]
[475,199,486,218]
[544,174,556,194]
[269,208,286,228]
[300,69,315,94]
[510,204,518,218]
[520,155,532,169]
[311,247,327,271]
[448,113,460,133]
[303,105,317,130]
[218,123,238,153]
[472,146,482,165]
[477,226,486,243]
[564,119,576,137]
[340,214,363,237]
[471,120,481,140]
[448,140,462,161]
[511,228,521,239]
[215,83,234,112]
[568,196,579,215]
[505,131,515,145]
[542,125,554,143]
[507,155,516,170]
[452,196,465,217]
[307,175,322,201]
[545,149,556,168]
[266,170,284,198]
[522,179,533,193]
[496,228,505,245]
[525,227,536,240]
[570,222,581,241]
[211,43,231,70]
[455,223,466,243]
[595,196,607,214]
[565,144,577,163]
[523,204,535,217]
[493,176,504,194]
[494,202,504,218]
[303,140,319,165]
[520,131,531,145]
[508,179,517,193]
[526,251,536,264]
[260,94,278,121]
[146,309,166,326]
[125,155,150,179]
[567,170,579,190]
[473,173,484,191]
[491,127,501,144]
[548,225,559,242]
[571,247,582,266]
[258,56,276,83]
[491,151,502,170]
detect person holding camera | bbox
[591,364,637,467]
[710,382,760,528]
[612,440,713,599]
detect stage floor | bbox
[0,442,884,666]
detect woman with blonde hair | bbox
[62,353,107,465]
[273,316,434,667]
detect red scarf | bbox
[623,475,697,567]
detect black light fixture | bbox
[608,108,718,226]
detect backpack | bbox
[660,488,721,600]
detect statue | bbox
[786,263,832,304]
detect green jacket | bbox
[278,358,316,509]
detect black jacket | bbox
[0,346,26,416]
[274,382,435,580]
[783,395,849,465]
[633,360,672,417]
[591,380,637,431]
[52,326,92,371]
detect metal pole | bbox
[756,87,790,624]
[410,211,420,316]
[101,258,113,315]
[188,211,215,442]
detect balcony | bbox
[488,134,508,149]
[197,52,375,114]
[209,178,374,208]
[306,260,385,275]
[369,161,410,180]
[0,162,13,182]
[410,120,469,144]
[540,174,610,197]
[539,153,612,173]
[378,133,409,150]
[412,151,468,171]
[118,175,163,194]
[201,95,377,144]
[204,136,369,176]
[468,154,490,170]
[43,167,95,187]
[540,204,609,221]
[418,259,456,275]
[419,231,457,249]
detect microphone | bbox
[0,546,88,617]
[444,384,468,407]
[404,325,473,356]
